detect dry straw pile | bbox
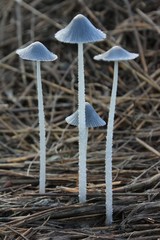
[0,0,160,239]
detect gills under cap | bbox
[55,14,106,44]
[66,102,106,128]
[16,41,58,61]
[94,46,139,62]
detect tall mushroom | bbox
[94,46,138,224]
[55,14,106,203]
[16,41,58,194]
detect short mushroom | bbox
[94,46,139,224]
[55,14,106,203]
[66,102,106,128]
[66,102,106,197]
[16,41,58,194]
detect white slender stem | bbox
[105,61,118,224]
[36,61,46,194]
[78,43,87,203]
[85,128,89,151]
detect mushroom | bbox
[94,46,139,224]
[66,102,106,128]
[55,14,106,203]
[16,41,58,194]
[66,102,106,199]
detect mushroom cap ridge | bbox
[16,41,58,61]
[66,102,106,128]
[55,14,106,44]
[94,46,139,61]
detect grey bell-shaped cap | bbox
[55,14,106,44]
[94,46,139,62]
[66,102,106,128]
[16,41,58,61]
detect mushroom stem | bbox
[78,43,87,203]
[36,61,46,194]
[105,60,118,224]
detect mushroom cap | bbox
[16,41,58,61]
[65,102,106,128]
[94,46,139,61]
[55,14,106,43]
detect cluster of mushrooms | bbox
[16,14,138,225]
